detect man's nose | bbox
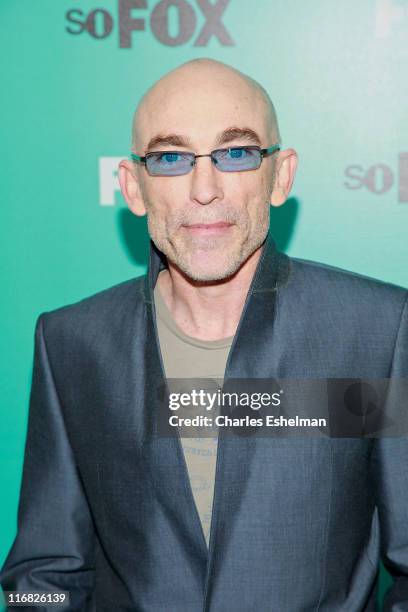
[189,155,224,206]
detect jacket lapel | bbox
[141,231,292,597]
[202,232,291,603]
[142,240,210,573]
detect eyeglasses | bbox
[129,144,280,176]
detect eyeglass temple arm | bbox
[261,144,281,157]
[130,153,146,163]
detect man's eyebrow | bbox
[146,133,194,151]
[215,127,262,147]
[145,126,262,152]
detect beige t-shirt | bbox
[154,272,233,546]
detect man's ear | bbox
[118,159,147,216]
[270,148,298,207]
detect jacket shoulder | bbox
[38,274,147,333]
[285,256,408,328]
[289,255,407,299]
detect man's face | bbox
[131,68,278,281]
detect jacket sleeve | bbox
[373,292,408,611]
[0,314,96,611]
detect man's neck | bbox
[155,245,264,341]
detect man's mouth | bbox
[182,221,233,233]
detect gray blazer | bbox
[1,231,408,611]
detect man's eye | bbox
[159,153,180,163]
[228,147,252,159]
[229,148,244,158]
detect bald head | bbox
[131,58,281,152]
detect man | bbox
[1,58,407,611]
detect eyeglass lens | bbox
[145,147,262,176]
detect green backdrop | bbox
[1,1,407,609]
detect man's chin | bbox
[176,257,243,283]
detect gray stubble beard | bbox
[147,204,271,282]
